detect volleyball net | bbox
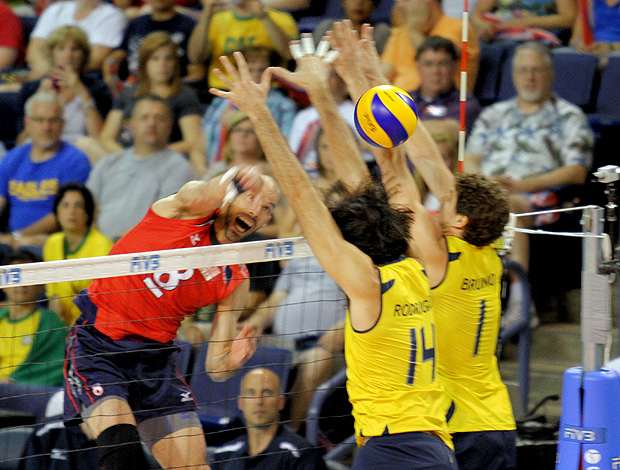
[0,237,353,469]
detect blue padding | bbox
[556,367,620,470]
[582,368,620,468]
[556,367,583,469]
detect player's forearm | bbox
[307,83,369,188]
[403,122,456,200]
[518,165,587,193]
[375,147,423,207]
[19,212,58,236]
[248,104,345,258]
[188,7,215,64]
[260,15,294,60]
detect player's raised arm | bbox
[151,165,264,219]
[210,52,380,316]
[373,146,447,286]
[270,36,370,190]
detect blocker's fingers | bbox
[301,33,315,55]
[323,50,340,63]
[218,55,241,83]
[289,41,303,60]
[212,68,235,90]
[232,51,252,81]
[315,37,331,57]
[361,23,374,41]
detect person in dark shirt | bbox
[105,0,204,82]
[409,36,481,133]
[211,368,326,470]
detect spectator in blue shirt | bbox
[0,92,91,248]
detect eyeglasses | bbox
[513,66,550,75]
[418,60,454,68]
[29,116,63,124]
[230,127,256,136]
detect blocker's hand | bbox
[269,34,338,94]
[209,52,272,116]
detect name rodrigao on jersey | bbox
[460,273,497,291]
[393,300,431,316]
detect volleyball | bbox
[354,85,418,148]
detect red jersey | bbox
[88,208,249,343]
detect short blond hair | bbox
[46,26,91,73]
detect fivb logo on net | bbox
[264,240,294,259]
[0,267,21,286]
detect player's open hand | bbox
[229,324,258,369]
[210,52,271,115]
[269,34,338,95]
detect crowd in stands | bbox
[0,0,618,466]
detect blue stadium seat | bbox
[552,50,598,109]
[189,345,292,431]
[497,49,599,109]
[588,56,620,130]
[296,0,394,34]
[474,42,507,105]
[0,383,62,424]
[0,92,21,150]
[0,427,35,470]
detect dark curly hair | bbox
[456,174,509,247]
[326,180,413,265]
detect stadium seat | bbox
[296,0,394,34]
[0,427,35,470]
[305,368,356,463]
[552,50,598,109]
[497,49,598,108]
[474,42,506,105]
[0,383,63,424]
[189,345,292,431]
[0,92,21,150]
[588,56,620,130]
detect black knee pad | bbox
[96,423,149,470]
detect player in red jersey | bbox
[64,165,279,470]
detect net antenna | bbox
[457,0,470,173]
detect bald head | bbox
[238,368,285,428]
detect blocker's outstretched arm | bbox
[270,35,370,190]
[210,52,380,325]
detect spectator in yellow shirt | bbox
[43,183,113,325]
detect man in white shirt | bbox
[87,94,195,240]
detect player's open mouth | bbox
[235,216,254,233]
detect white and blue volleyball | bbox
[354,85,418,148]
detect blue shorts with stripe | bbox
[452,430,517,470]
[352,431,458,470]
[64,294,196,426]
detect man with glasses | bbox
[0,92,91,247]
[410,36,481,133]
[465,41,594,326]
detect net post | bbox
[581,206,608,373]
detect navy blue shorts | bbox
[64,295,196,426]
[352,432,458,470]
[452,430,517,470]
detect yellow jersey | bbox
[207,10,298,90]
[433,236,516,432]
[345,257,453,448]
[43,228,114,325]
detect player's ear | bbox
[454,214,469,229]
[278,395,285,412]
